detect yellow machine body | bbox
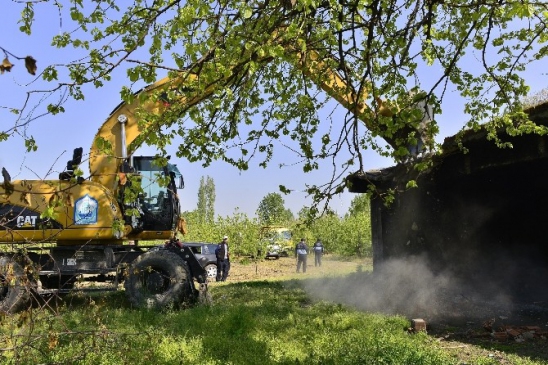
[0,178,174,244]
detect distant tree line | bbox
[182,176,371,258]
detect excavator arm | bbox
[89,43,403,192]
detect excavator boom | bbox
[88,46,395,192]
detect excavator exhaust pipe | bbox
[117,114,128,160]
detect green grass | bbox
[0,275,546,364]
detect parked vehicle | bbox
[260,226,293,259]
[183,242,218,279]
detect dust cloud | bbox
[302,255,517,326]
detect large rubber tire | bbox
[124,250,194,310]
[204,264,217,279]
[0,256,30,314]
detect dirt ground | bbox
[217,254,367,283]
[214,255,548,363]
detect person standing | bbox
[215,235,230,282]
[313,239,324,267]
[295,238,309,273]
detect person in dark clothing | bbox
[295,238,309,273]
[313,239,324,267]
[215,235,230,281]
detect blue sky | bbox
[1,3,547,218]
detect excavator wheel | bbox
[0,256,30,314]
[124,250,195,310]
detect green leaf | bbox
[405,180,418,189]
[24,137,37,152]
[242,8,252,19]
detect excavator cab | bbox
[127,156,183,234]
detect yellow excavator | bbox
[0,31,425,313]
